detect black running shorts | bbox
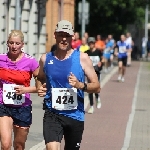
[0,104,32,127]
[118,56,127,66]
[43,109,84,150]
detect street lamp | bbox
[81,0,86,38]
[15,0,21,29]
[78,0,89,38]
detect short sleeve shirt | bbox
[0,53,39,106]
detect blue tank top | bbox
[43,50,85,121]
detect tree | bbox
[75,0,148,39]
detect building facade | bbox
[0,0,75,60]
[46,0,75,52]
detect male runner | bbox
[115,35,131,82]
[36,20,100,150]
[85,37,103,114]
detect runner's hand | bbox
[14,86,25,95]
[37,83,47,97]
[68,72,80,88]
[97,62,102,67]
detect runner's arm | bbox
[35,54,46,90]
[14,67,39,94]
[99,50,104,67]
[24,67,40,93]
[80,52,100,93]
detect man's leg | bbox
[64,119,84,150]
[118,59,123,82]
[104,57,108,73]
[95,72,101,109]
[121,57,127,82]
[127,50,132,66]
[88,93,94,114]
[46,142,61,150]
[110,54,114,67]
[43,110,63,150]
[122,66,126,76]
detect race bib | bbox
[89,56,100,66]
[52,88,78,110]
[3,84,25,105]
[119,46,126,53]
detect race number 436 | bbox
[3,84,25,105]
[52,88,78,110]
[5,92,22,100]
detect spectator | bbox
[76,37,89,52]
[126,32,132,66]
[71,32,82,50]
[103,38,113,72]
[108,34,115,68]
[95,34,105,51]
[83,32,89,41]
[142,37,147,58]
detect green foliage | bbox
[75,0,147,39]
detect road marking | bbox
[29,67,118,150]
[121,62,141,150]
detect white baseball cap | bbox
[55,20,74,36]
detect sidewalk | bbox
[126,62,150,150]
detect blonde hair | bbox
[8,30,24,42]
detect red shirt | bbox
[71,39,82,49]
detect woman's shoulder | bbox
[24,53,35,59]
[0,53,7,60]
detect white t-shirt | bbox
[142,37,147,47]
[126,37,132,45]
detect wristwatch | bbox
[82,83,87,91]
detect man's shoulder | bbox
[79,51,91,69]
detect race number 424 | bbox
[56,95,74,104]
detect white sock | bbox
[90,106,94,109]
[97,95,101,102]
